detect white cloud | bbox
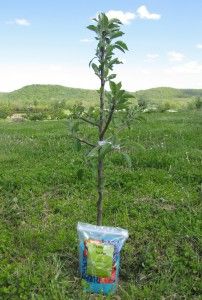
[167,51,185,62]
[15,18,30,26]
[165,61,202,75]
[97,6,161,25]
[80,38,93,43]
[106,10,136,25]
[136,5,161,20]
[145,53,159,62]
[6,18,31,26]
[196,44,202,49]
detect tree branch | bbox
[79,116,99,127]
[100,101,116,139]
[73,136,96,147]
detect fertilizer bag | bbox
[77,222,128,295]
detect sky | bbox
[0,0,202,92]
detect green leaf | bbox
[100,142,112,159]
[91,63,100,77]
[110,31,124,39]
[87,145,99,158]
[106,44,115,54]
[117,82,122,90]
[89,57,96,67]
[109,18,122,25]
[116,102,129,110]
[104,68,109,77]
[115,41,128,51]
[105,91,112,103]
[108,23,119,30]
[108,58,123,69]
[109,81,117,94]
[107,74,116,81]
[87,25,97,32]
[114,45,125,53]
[122,152,132,168]
[101,13,109,28]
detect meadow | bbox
[0,111,201,299]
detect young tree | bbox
[69,13,134,225]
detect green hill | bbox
[134,87,202,103]
[0,85,202,108]
[0,85,99,107]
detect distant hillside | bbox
[134,87,202,103]
[0,85,99,107]
[0,85,202,108]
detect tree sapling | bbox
[69,13,134,225]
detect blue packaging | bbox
[77,222,128,295]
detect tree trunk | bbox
[97,46,105,226]
[97,154,104,225]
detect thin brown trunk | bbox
[97,154,103,225]
[97,45,105,226]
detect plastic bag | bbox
[77,222,128,295]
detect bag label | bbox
[86,240,114,277]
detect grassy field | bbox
[0,111,201,299]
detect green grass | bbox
[0,111,201,299]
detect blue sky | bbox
[0,0,202,91]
